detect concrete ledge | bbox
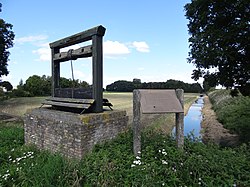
[24,108,128,159]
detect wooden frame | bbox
[49,25,106,113]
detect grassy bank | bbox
[208,90,250,142]
[1,122,250,186]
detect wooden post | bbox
[133,89,141,156]
[92,34,103,113]
[175,89,184,149]
[51,48,60,97]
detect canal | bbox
[173,96,204,138]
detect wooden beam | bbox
[53,45,92,63]
[92,34,103,113]
[133,89,142,156]
[50,25,106,49]
[51,48,60,97]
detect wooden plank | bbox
[42,100,91,109]
[103,102,113,107]
[46,97,94,104]
[50,25,106,49]
[53,45,92,63]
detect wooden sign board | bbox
[140,89,183,114]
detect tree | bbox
[0,3,15,77]
[185,0,250,96]
[0,81,13,91]
[24,75,50,96]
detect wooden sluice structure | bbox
[41,25,112,113]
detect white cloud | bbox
[103,40,130,57]
[132,41,150,53]
[15,35,48,44]
[74,70,85,79]
[32,43,50,62]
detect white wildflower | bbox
[162,160,168,165]
[136,156,141,160]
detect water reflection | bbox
[172,97,204,138]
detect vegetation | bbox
[0,122,250,186]
[106,79,202,93]
[185,0,250,96]
[209,89,250,142]
[7,75,90,98]
[0,3,15,78]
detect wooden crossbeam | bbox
[50,25,106,49]
[53,45,92,63]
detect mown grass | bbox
[1,122,250,186]
[209,90,250,142]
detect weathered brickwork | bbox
[24,108,128,159]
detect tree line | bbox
[106,79,203,93]
[0,75,89,98]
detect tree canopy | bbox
[185,0,250,96]
[0,3,15,77]
[106,79,203,93]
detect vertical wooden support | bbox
[175,89,184,149]
[133,90,141,156]
[92,35,103,113]
[51,48,60,97]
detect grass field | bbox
[0,92,198,135]
[0,92,198,117]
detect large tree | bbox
[185,0,250,96]
[0,3,15,77]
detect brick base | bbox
[24,108,129,159]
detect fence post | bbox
[175,89,184,149]
[133,89,141,156]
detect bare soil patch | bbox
[201,96,239,146]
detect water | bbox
[172,97,204,138]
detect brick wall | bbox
[24,108,128,159]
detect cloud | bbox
[74,70,85,79]
[103,40,130,57]
[15,35,48,44]
[32,44,50,62]
[132,41,150,53]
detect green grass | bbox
[209,90,250,142]
[1,122,250,186]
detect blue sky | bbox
[1,0,201,88]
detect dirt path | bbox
[201,96,239,146]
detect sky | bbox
[1,0,202,88]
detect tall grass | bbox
[209,90,250,142]
[1,122,250,186]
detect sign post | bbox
[133,89,184,155]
